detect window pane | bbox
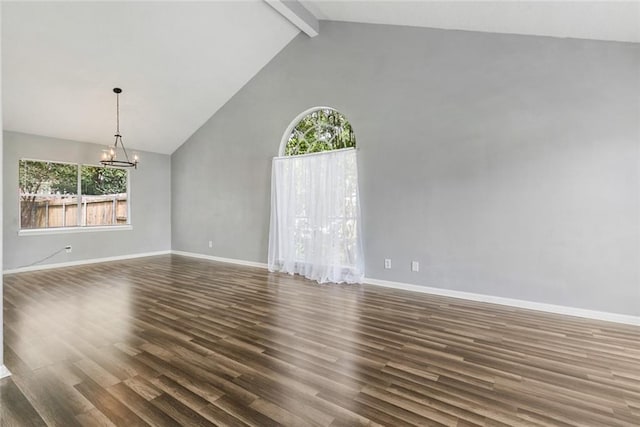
[285,108,355,156]
[19,160,78,229]
[80,166,128,226]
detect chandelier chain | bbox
[116,91,120,135]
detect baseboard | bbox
[172,251,639,326]
[171,250,268,269]
[0,365,11,379]
[8,248,636,326]
[364,277,640,326]
[3,250,172,275]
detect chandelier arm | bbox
[118,136,132,163]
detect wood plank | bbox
[0,254,638,426]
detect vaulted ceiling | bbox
[2,1,298,154]
[302,1,640,44]
[3,1,638,155]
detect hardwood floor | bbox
[1,254,639,426]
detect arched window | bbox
[280,107,356,156]
[269,107,364,284]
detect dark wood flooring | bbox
[1,254,639,426]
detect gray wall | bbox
[3,131,171,270]
[172,22,640,316]
[1,3,4,370]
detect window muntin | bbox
[19,160,129,230]
[284,108,355,156]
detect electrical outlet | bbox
[411,261,419,272]
[208,240,213,248]
[65,245,72,254]
[384,259,391,269]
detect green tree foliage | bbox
[81,166,127,195]
[285,109,355,156]
[19,161,78,196]
[19,161,127,197]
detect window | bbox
[269,107,364,284]
[19,160,129,231]
[283,108,355,156]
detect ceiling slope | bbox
[2,1,299,154]
[302,0,640,44]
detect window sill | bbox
[18,225,133,236]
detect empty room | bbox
[1,1,639,426]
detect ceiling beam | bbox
[265,0,319,37]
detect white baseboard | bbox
[3,250,172,275]
[364,277,640,326]
[0,365,11,379]
[6,248,638,327]
[171,250,268,269]
[172,250,640,326]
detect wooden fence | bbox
[20,194,128,229]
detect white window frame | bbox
[278,105,340,156]
[17,158,132,236]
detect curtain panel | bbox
[268,148,364,284]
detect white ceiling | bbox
[303,1,640,44]
[3,1,638,155]
[2,1,299,155]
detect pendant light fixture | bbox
[100,88,139,168]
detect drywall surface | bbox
[172,22,640,316]
[0,4,5,373]
[3,131,171,270]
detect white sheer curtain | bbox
[268,148,364,284]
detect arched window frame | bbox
[269,106,364,284]
[278,106,356,157]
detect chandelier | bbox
[100,88,139,168]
